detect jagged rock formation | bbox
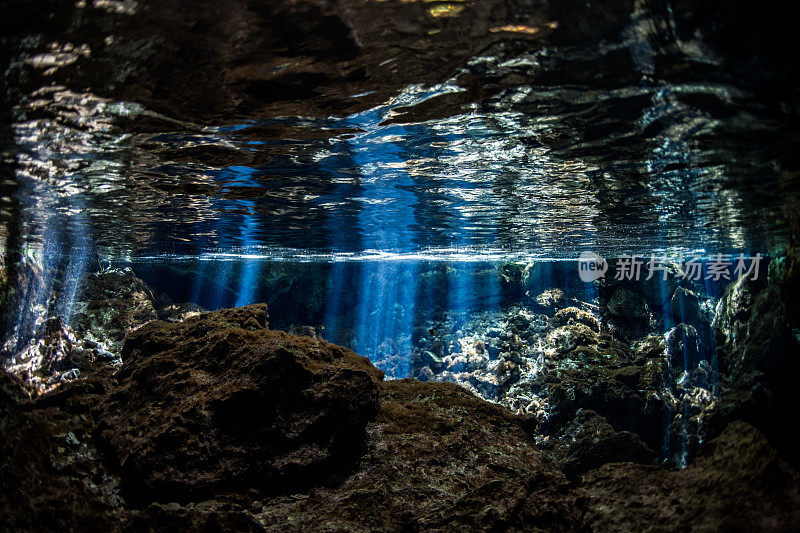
[257,379,575,531]
[707,260,800,467]
[72,269,201,354]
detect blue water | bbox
[3,0,796,471]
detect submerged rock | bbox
[607,288,648,319]
[547,323,599,355]
[712,274,767,349]
[2,268,203,390]
[0,369,121,531]
[552,306,600,332]
[553,410,658,480]
[534,288,566,313]
[0,367,27,419]
[96,304,382,503]
[71,268,164,354]
[598,279,657,341]
[540,323,671,452]
[576,421,800,530]
[665,323,701,369]
[1,304,798,530]
[257,379,575,531]
[708,265,800,466]
[670,287,704,326]
[2,316,107,392]
[410,296,703,461]
[715,283,792,380]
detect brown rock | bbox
[535,288,566,312]
[0,367,28,417]
[257,379,577,531]
[2,303,798,531]
[554,410,657,480]
[577,421,800,530]
[607,288,648,319]
[552,307,600,332]
[95,304,383,503]
[542,334,667,450]
[0,372,122,532]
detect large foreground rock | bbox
[710,264,800,466]
[96,304,383,503]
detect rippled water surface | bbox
[2,0,796,262]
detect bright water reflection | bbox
[6,79,790,262]
[0,0,794,386]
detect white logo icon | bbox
[578,251,608,282]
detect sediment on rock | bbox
[257,379,577,531]
[96,304,383,503]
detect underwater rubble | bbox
[405,259,769,468]
[0,265,203,393]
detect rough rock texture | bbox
[2,316,113,392]
[607,288,648,319]
[534,288,566,312]
[0,369,124,531]
[411,305,552,409]
[540,327,667,450]
[710,269,800,466]
[257,379,576,531]
[73,268,202,354]
[0,366,27,419]
[96,304,383,503]
[552,307,600,332]
[670,286,704,327]
[411,268,720,467]
[2,268,203,391]
[0,253,46,339]
[550,410,657,480]
[576,421,800,530]
[665,322,701,369]
[714,282,793,380]
[2,304,799,531]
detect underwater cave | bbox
[2,0,800,530]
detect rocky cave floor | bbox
[2,256,800,531]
